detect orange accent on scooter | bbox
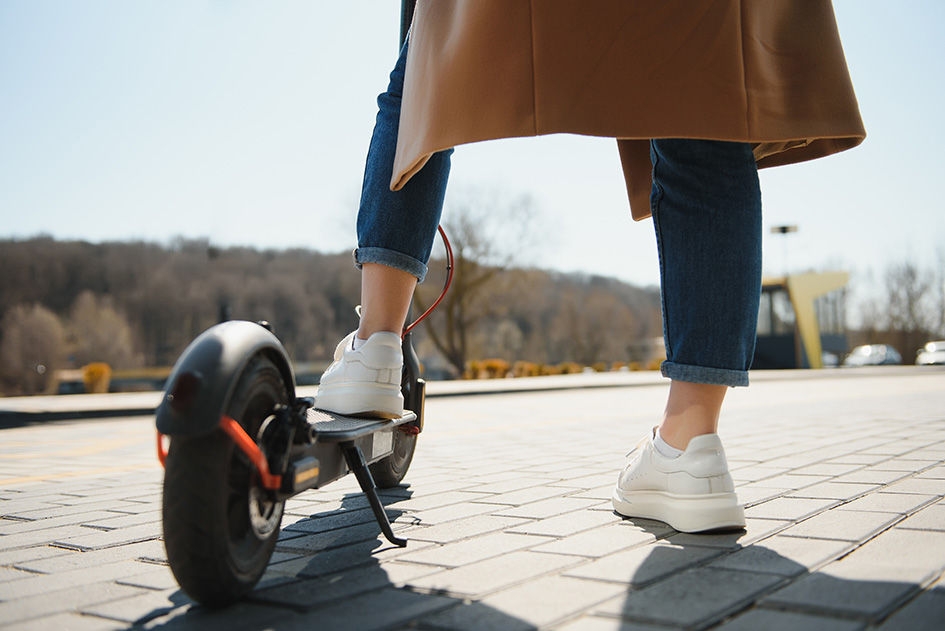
[219,415,283,490]
[157,431,168,467]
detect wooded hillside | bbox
[0,237,663,395]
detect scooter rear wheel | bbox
[162,355,288,607]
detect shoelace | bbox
[624,430,655,458]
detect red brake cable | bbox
[403,225,453,336]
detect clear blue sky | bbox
[1,1,943,295]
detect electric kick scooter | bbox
[156,225,451,607]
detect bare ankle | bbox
[658,381,727,450]
[359,263,418,337]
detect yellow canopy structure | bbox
[760,271,849,369]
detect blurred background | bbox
[1,1,943,395]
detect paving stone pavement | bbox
[1,368,944,630]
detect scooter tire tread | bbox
[162,355,287,607]
[163,432,241,606]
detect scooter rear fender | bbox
[155,321,296,436]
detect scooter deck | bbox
[306,408,417,443]
[302,408,416,548]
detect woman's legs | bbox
[315,42,450,417]
[613,139,761,532]
[331,42,763,520]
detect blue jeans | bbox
[650,139,762,387]
[355,45,762,387]
[355,42,453,283]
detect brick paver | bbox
[1,367,944,629]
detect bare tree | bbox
[0,304,67,395]
[543,277,652,366]
[413,190,539,375]
[850,259,942,358]
[884,260,937,355]
[934,248,945,338]
[68,291,144,370]
[885,261,932,331]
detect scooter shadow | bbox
[141,485,538,630]
[136,499,938,629]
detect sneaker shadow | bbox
[598,516,942,630]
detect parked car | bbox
[842,344,902,367]
[916,340,945,365]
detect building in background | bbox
[753,271,849,369]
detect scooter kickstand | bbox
[340,441,408,547]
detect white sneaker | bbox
[612,429,745,533]
[313,331,404,419]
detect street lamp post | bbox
[770,224,798,278]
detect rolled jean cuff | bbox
[660,361,749,388]
[354,246,428,283]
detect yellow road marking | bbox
[0,463,158,486]
[0,436,147,460]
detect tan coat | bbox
[392,0,866,219]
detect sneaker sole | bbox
[611,488,745,533]
[313,384,404,420]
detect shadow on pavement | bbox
[607,518,942,630]
[135,497,941,630]
[138,487,536,630]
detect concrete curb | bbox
[1,365,940,428]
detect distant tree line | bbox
[0,237,365,394]
[0,236,663,395]
[3,232,939,396]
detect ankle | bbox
[658,381,725,450]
